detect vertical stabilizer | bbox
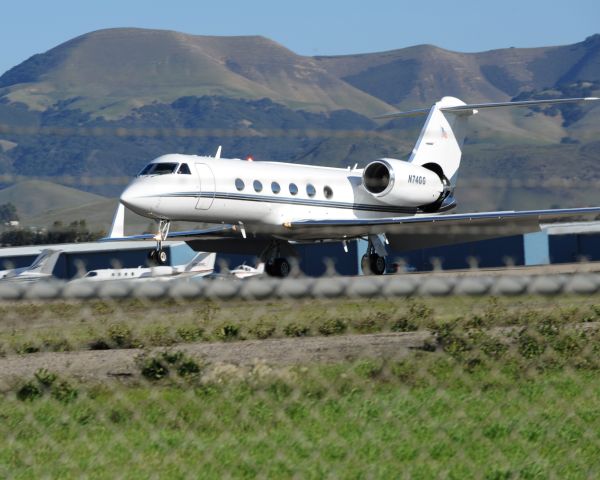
[408,96,471,185]
[108,202,125,238]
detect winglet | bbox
[215,145,222,159]
[108,202,125,238]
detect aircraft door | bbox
[195,163,215,210]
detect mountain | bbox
[0,28,391,117]
[0,180,105,217]
[0,29,598,214]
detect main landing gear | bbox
[361,235,387,275]
[148,219,170,265]
[261,240,292,277]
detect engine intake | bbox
[362,158,446,208]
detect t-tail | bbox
[376,95,600,193]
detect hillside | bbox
[0,180,106,218]
[0,28,391,117]
[0,29,598,212]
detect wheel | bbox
[148,249,157,264]
[361,254,371,274]
[265,258,290,277]
[274,258,290,278]
[157,249,168,265]
[369,254,386,275]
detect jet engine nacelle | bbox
[362,158,445,207]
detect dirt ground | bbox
[0,331,432,388]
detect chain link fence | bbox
[1,272,600,477]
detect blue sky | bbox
[1,0,598,75]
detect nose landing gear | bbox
[148,219,171,265]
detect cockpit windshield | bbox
[137,162,179,177]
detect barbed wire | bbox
[0,123,397,139]
[0,271,597,301]
[0,173,598,189]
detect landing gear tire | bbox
[157,249,168,265]
[148,249,168,265]
[362,253,386,275]
[370,254,386,275]
[266,258,290,277]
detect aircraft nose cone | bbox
[120,185,148,214]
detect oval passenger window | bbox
[271,182,281,194]
[253,180,263,192]
[306,184,316,197]
[289,183,298,195]
[235,178,245,191]
[324,186,333,199]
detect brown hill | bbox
[0,28,392,117]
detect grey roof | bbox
[0,240,187,258]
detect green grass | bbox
[1,295,600,355]
[3,294,600,477]
[2,359,600,478]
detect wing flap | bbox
[286,207,600,248]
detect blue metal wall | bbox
[389,235,525,272]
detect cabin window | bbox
[177,163,191,175]
[271,182,281,194]
[253,180,263,192]
[306,183,316,198]
[235,178,245,191]
[324,186,333,199]
[289,183,298,195]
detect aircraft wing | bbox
[103,224,239,242]
[284,207,600,251]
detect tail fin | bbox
[407,96,468,185]
[376,96,599,186]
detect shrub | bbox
[176,326,204,342]
[139,357,169,380]
[177,359,202,377]
[518,331,545,359]
[250,322,276,339]
[34,368,57,387]
[283,323,310,337]
[16,342,40,354]
[480,336,509,358]
[406,299,434,324]
[162,350,185,365]
[317,318,347,336]
[136,351,204,380]
[146,326,176,346]
[352,317,379,333]
[107,323,134,348]
[51,380,79,403]
[214,324,240,341]
[16,381,42,401]
[391,317,418,332]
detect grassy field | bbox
[2,357,600,477]
[1,294,599,355]
[2,294,600,477]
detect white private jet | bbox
[109,96,600,276]
[0,249,61,282]
[74,251,215,282]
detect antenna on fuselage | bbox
[215,146,222,159]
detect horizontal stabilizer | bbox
[375,97,599,119]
